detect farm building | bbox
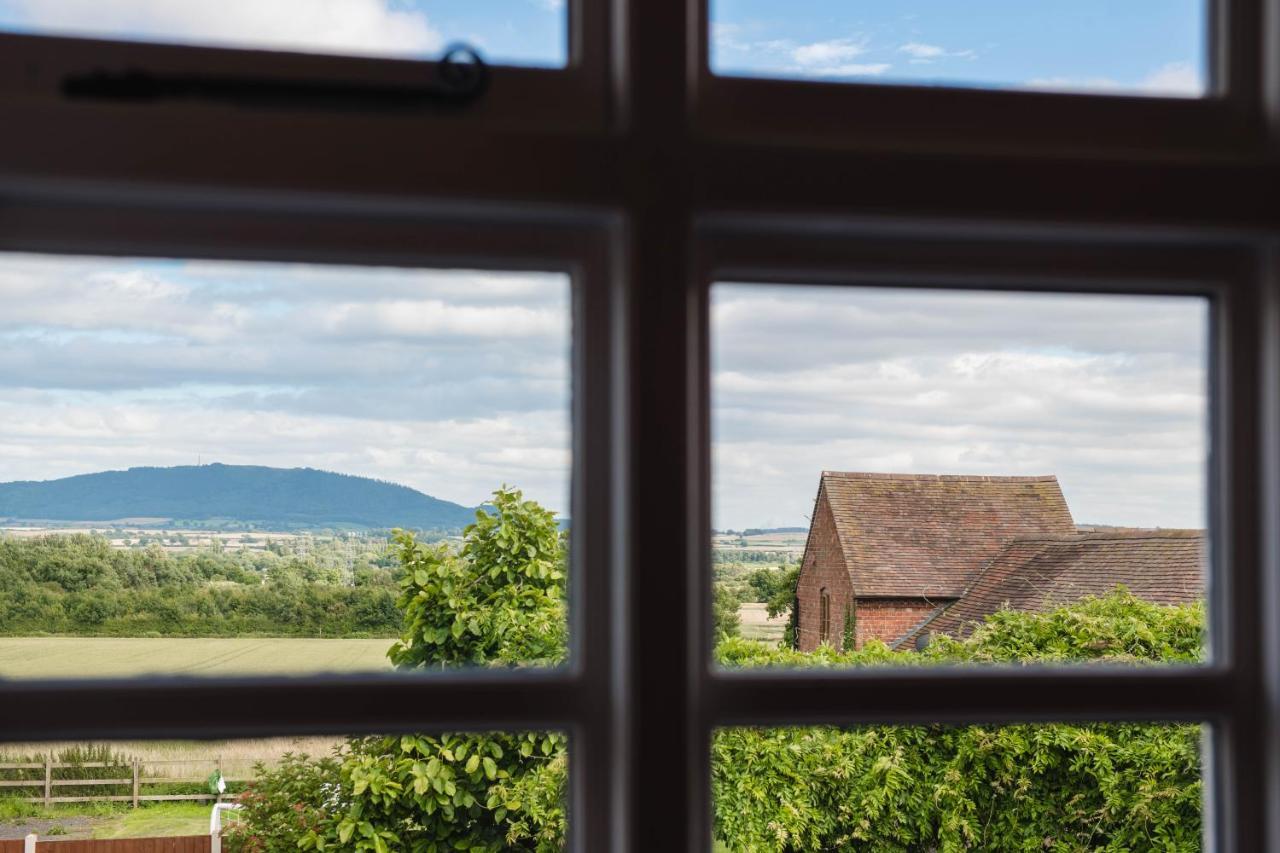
[794,471,1205,651]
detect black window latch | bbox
[61,43,489,112]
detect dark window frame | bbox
[0,1,1278,851]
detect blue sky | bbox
[713,0,1205,94]
[0,1,1205,94]
[0,0,567,67]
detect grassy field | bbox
[738,602,788,644]
[0,636,396,679]
[92,803,210,839]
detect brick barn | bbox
[794,471,1205,651]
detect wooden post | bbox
[42,756,50,808]
[131,760,139,808]
[23,833,36,853]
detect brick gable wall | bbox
[798,488,951,651]
[796,488,853,651]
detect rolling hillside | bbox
[0,463,477,530]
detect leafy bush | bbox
[284,487,570,853]
[516,591,1207,852]
[226,482,1204,852]
[223,752,343,853]
[710,590,1205,852]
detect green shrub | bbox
[284,488,569,853]
[223,752,343,853]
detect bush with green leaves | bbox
[288,487,569,853]
[710,589,1205,852]
[507,590,1206,851]
[223,752,344,853]
[229,481,1205,852]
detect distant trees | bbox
[0,533,404,637]
[713,584,742,639]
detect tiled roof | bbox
[819,472,1076,598]
[912,529,1205,642]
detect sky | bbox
[0,255,572,516]
[0,0,567,67]
[0,254,1207,533]
[712,286,1208,531]
[712,0,1206,94]
[0,0,1206,95]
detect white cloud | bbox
[898,41,976,64]
[797,63,892,78]
[532,0,565,10]
[1025,61,1203,98]
[792,38,867,67]
[7,0,443,57]
[899,42,944,59]
[712,286,1208,530]
[1139,61,1202,96]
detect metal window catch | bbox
[61,43,490,111]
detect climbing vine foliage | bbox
[232,486,1206,852]
[711,592,1205,852]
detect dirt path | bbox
[0,816,103,840]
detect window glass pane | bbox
[0,1,566,68]
[713,724,1206,850]
[711,285,1209,666]
[711,0,1207,97]
[0,253,570,677]
[0,733,568,848]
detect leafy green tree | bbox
[387,489,566,669]
[298,487,569,853]
[714,583,743,640]
[763,565,800,648]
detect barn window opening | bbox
[818,589,831,644]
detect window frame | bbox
[695,0,1266,159]
[0,0,1277,851]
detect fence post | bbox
[23,833,35,853]
[42,756,50,808]
[131,760,139,808]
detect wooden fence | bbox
[0,838,210,852]
[0,759,251,807]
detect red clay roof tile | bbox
[914,529,1205,641]
[817,471,1076,598]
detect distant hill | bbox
[0,464,478,531]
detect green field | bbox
[0,637,396,679]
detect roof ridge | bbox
[1010,529,1205,544]
[820,470,1060,483]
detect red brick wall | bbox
[797,488,954,651]
[853,599,942,649]
[796,489,853,651]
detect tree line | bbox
[0,533,405,637]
